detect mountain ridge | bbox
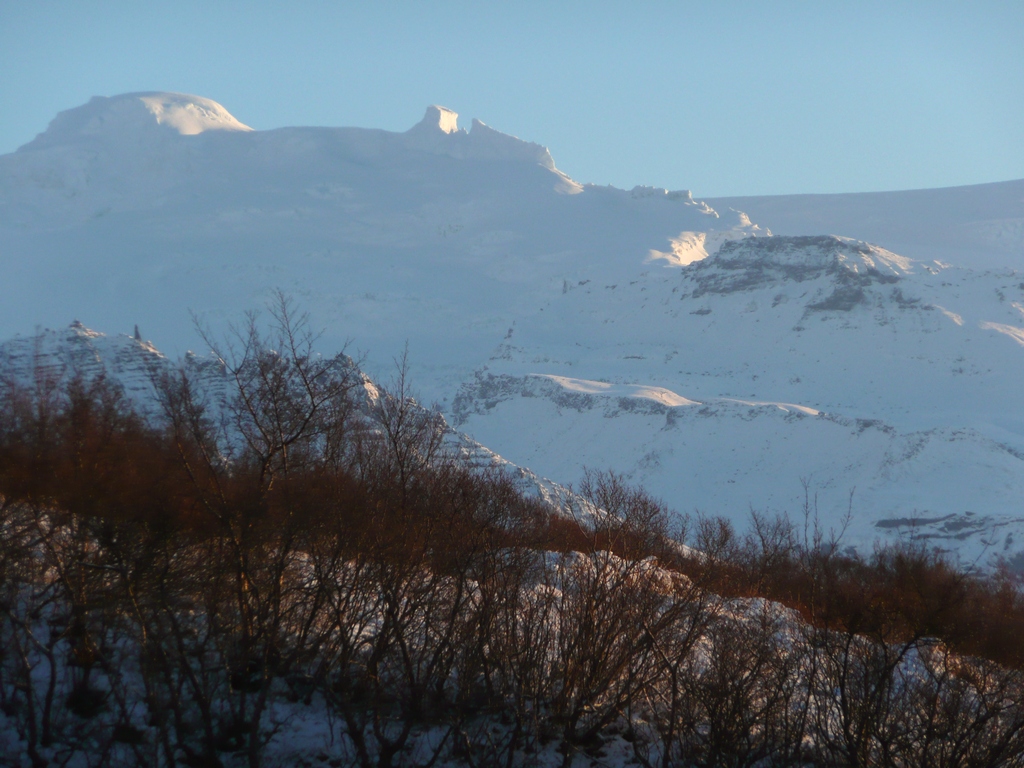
[3,94,1024,567]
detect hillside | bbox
[3,324,1024,768]
[3,92,1024,567]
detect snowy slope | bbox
[453,235,1024,567]
[0,93,757,404]
[0,321,576,512]
[0,321,171,415]
[4,93,1024,567]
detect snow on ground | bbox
[453,235,1024,567]
[0,322,580,520]
[531,375,701,406]
[0,93,763,404]
[20,92,253,151]
[0,321,169,415]
[4,93,1024,568]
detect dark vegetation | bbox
[2,302,1024,767]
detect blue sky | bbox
[2,1,1022,196]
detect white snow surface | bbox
[21,92,253,150]
[452,234,1024,568]
[0,321,169,415]
[706,181,1024,270]
[4,93,1024,568]
[0,93,748,400]
[0,321,578,516]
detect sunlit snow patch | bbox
[980,321,1024,346]
[530,375,822,415]
[647,212,770,267]
[716,398,820,416]
[19,92,252,150]
[933,305,965,326]
[533,374,700,407]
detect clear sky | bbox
[2,1,1022,197]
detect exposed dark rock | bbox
[684,235,907,315]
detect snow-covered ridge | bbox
[533,374,701,407]
[0,322,579,514]
[455,373,819,416]
[712,235,914,276]
[453,372,824,424]
[16,93,565,175]
[657,234,936,317]
[0,321,168,416]
[0,92,739,399]
[448,225,1024,569]
[705,179,1024,270]
[686,235,915,302]
[451,369,1024,569]
[7,94,1024,573]
[19,92,253,151]
[646,226,770,267]
[404,105,563,173]
[0,92,593,231]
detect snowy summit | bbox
[3,92,1024,569]
[19,91,252,151]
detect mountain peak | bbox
[400,105,559,172]
[19,92,252,151]
[413,105,462,135]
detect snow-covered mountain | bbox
[453,235,1024,566]
[0,321,575,512]
[706,179,1024,270]
[3,92,1024,567]
[0,92,759,403]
